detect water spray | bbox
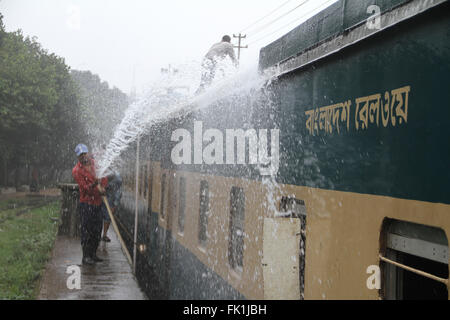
[95,62,274,179]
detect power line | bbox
[247,0,337,46]
[239,0,294,33]
[246,0,310,39]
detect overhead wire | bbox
[247,0,337,46]
[239,0,294,33]
[246,0,311,39]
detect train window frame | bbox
[160,173,166,220]
[279,196,307,300]
[380,219,449,300]
[228,186,245,273]
[147,163,153,213]
[198,180,209,248]
[178,176,186,235]
[138,164,142,196]
[143,164,148,199]
[127,163,132,190]
[130,162,135,193]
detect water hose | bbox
[101,194,133,267]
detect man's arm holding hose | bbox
[96,177,108,196]
[73,168,100,197]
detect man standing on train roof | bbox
[72,143,108,265]
[196,35,238,94]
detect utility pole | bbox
[233,33,248,61]
[161,64,178,75]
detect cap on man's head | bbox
[222,35,231,42]
[75,144,89,157]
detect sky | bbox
[0,0,337,95]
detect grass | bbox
[0,198,60,300]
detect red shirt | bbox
[72,158,108,206]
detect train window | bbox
[229,187,245,271]
[147,165,153,214]
[129,163,134,192]
[139,165,142,196]
[279,196,307,300]
[143,164,148,199]
[142,165,146,196]
[380,219,449,300]
[198,180,209,247]
[160,173,166,219]
[132,163,136,193]
[178,177,186,234]
[127,165,130,189]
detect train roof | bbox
[258,0,447,73]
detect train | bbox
[114,0,450,299]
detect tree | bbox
[0,13,130,187]
[70,70,129,148]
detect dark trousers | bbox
[79,202,103,258]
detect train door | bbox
[262,197,307,300]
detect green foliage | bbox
[0,15,84,172]
[0,30,57,140]
[0,14,129,184]
[71,70,129,147]
[0,200,60,299]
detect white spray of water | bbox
[96,60,275,178]
[96,58,305,298]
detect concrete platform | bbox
[38,228,147,300]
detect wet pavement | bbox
[38,228,147,300]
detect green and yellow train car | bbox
[116,0,450,299]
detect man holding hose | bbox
[72,143,108,265]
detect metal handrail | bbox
[379,254,449,286]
